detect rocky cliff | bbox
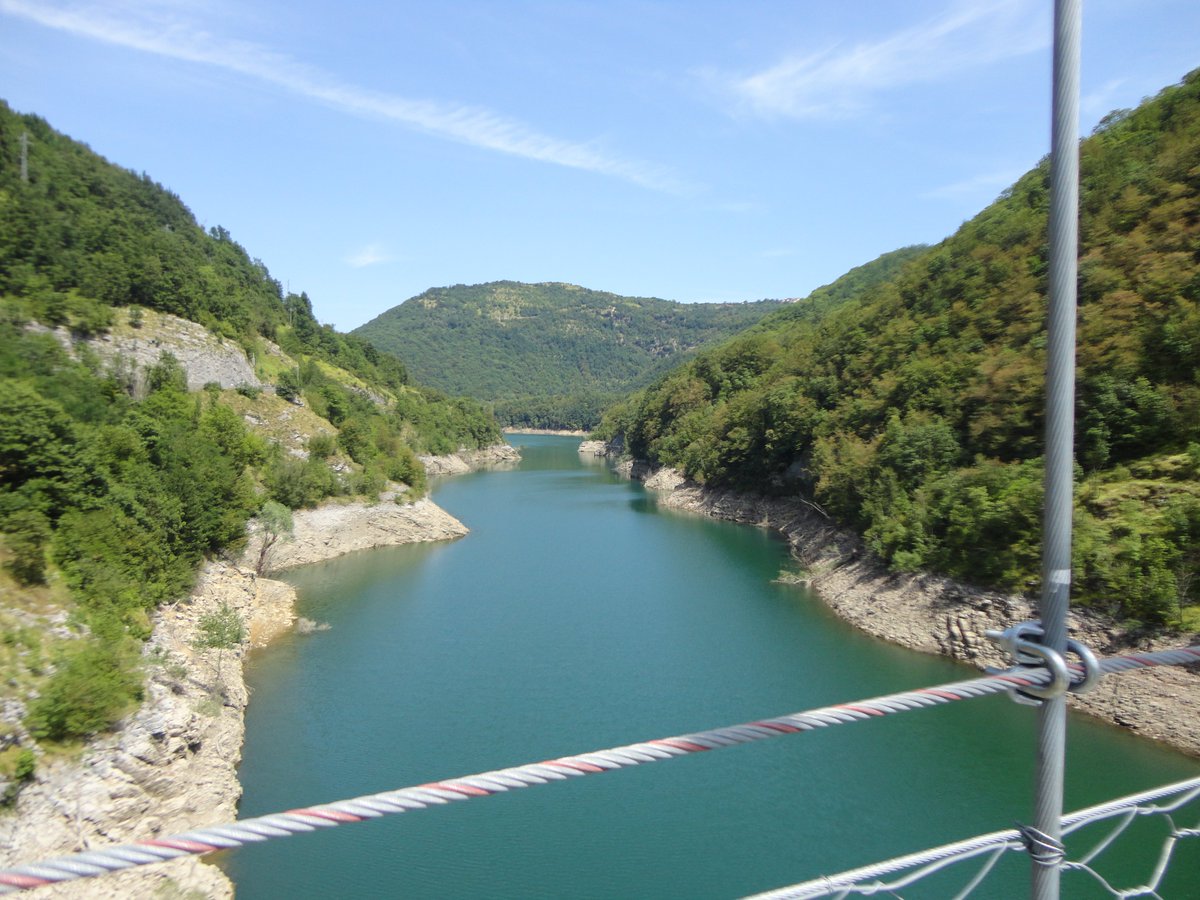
[31,308,268,393]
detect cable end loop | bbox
[986,620,1103,705]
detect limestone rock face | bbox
[419,454,473,476]
[33,310,265,392]
[577,439,609,456]
[642,467,685,492]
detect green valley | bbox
[3,59,1200,780]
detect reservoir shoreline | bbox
[8,436,1194,897]
[0,444,516,899]
[584,442,1200,759]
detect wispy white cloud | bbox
[0,0,684,192]
[922,166,1024,201]
[705,0,1048,120]
[345,242,393,269]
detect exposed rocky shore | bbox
[0,562,291,898]
[578,439,608,456]
[244,493,470,573]
[623,461,1200,758]
[0,453,507,896]
[419,443,521,477]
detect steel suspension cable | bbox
[1,645,1197,894]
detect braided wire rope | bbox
[1,645,1197,894]
[743,776,1200,899]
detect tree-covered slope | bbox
[597,69,1200,626]
[352,281,785,429]
[751,244,931,333]
[0,99,500,753]
[0,99,498,455]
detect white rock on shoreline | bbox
[419,443,521,477]
[638,465,1200,759]
[0,561,279,899]
[577,439,609,457]
[1,475,490,895]
[244,495,470,572]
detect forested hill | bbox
[0,98,498,458]
[749,244,930,332]
[352,282,785,430]
[596,69,1200,628]
[0,99,499,751]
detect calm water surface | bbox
[226,435,1199,897]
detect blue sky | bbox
[1,1,1197,331]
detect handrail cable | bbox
[742,775,1200,899]
[1,645,1196,894]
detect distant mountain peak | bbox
[353,281,787,429]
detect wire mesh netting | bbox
[746,777,1200,899]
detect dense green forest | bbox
[353,281,785,430]
[0,99,499,751]
[597,70,1200,628]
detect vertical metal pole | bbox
[1033,1,1081,898]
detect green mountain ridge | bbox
[597,69,1200,627]
[352,280,788,429]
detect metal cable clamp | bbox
[985,620,1102,706]
[1016,822,1067,867]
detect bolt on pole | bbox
[1032,1,1081,898]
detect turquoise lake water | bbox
[225,434,1199,897]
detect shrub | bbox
[194,602,245,685]
[0,746,36,807]
[3,509,51,585]
[385,445,427,495]
[275,368,302,403]
[306,432,337,460]
[266,456,339,509]
[253,500,294,575]
[26,641,142,742]
[146,352,188,394]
